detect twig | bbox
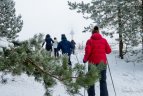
[25,58,63,81]
[25,58,79,81]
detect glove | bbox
[83,59,87,63]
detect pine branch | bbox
[25,57,63,81]
[24,58,81,81]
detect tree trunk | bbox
[142,37,143,54]
[118,6,124,59]
[141,0,143,54]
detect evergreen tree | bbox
[0,0,23,39]
[0,33,105,96]
[68,0,142,59]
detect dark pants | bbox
[54,48,59,57]
[46,46,52,51]
[62,53,72,66]
[71,48,75,54]
[87,65,108,96]
[68,54,71,66]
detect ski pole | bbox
[84,62,86,96]
[75,54,80,64]
[107,61,117,96]
[75,54,86,96]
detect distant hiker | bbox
[53,37,59,57]
[57,34,73,66]
[71,39,76,54]
[83,26,111,96]
[42,34,54,53]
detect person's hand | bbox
[83,60,87,63]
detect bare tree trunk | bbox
[118,6,124,59]
[142,37,143,54]
[140,0,143,54]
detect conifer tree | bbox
[0,33,105,96]
[0,0,23,39]
[68,0,142,59]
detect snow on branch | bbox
[0,37,14,52]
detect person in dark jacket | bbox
[57,34,73,66]
[71,40,76,54]
[42,34,54,52]
[83,26,111,96]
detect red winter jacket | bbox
[83,33,111,64]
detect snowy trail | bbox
[101,51,143,96]
[0,50,143,96]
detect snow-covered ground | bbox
[0,49,143,96]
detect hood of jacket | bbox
[46,34,50,38]
[61,34,67,41]
[91,33,102,40]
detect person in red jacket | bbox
[83,26,111,96]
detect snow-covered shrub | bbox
[124,44,143,63]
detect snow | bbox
[106,51,143,96]
[0,74,45,96]
[0,37,14,52]
[0,49,143,96]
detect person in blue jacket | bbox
[57,34,73,66]
[42,34,54,52]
